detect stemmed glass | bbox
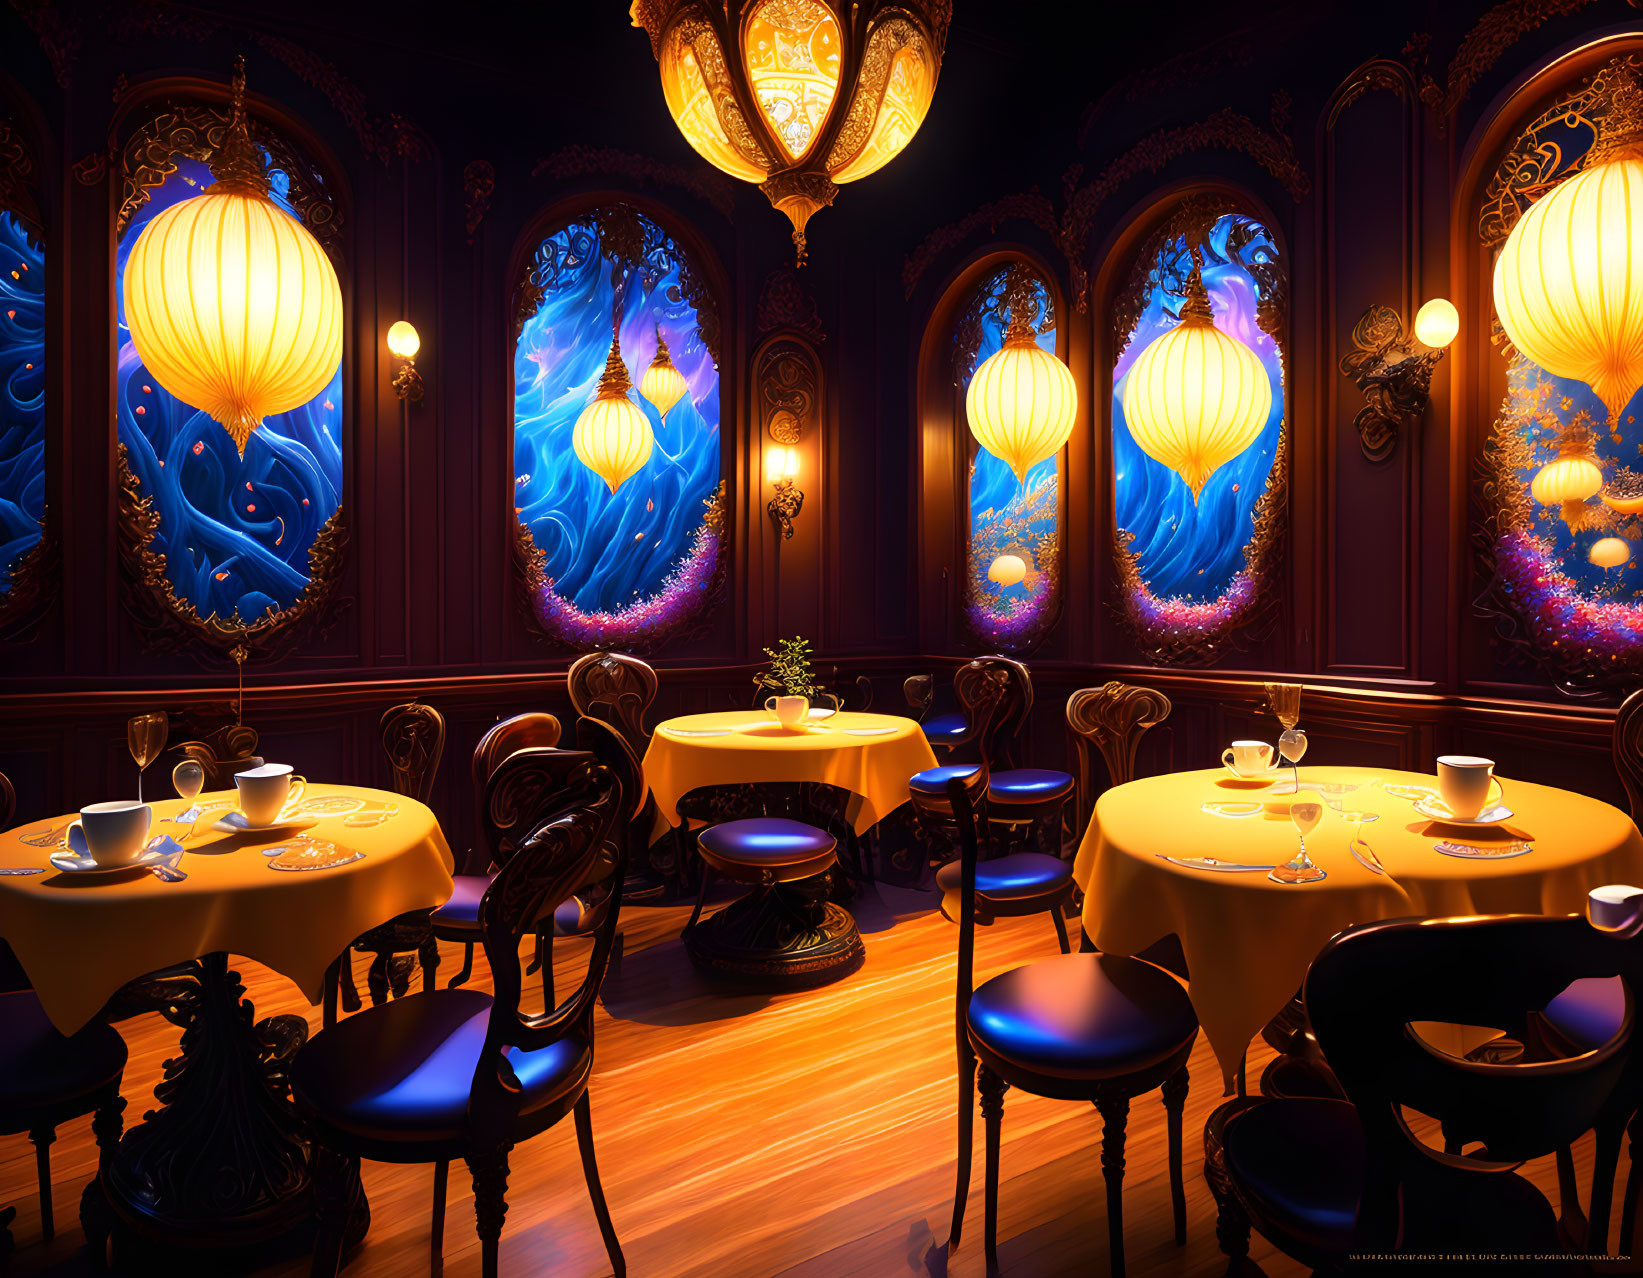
[172,760,205,832]
[127,712,168,802]
[1265,682,1307,790]
[1270,799,1328,884]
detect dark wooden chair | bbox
[1211,913,1640,1274]
[568,652,657,758]
[910,764,1072,954]
[436,713,563,991]
[904,674,933,723]
[1065,682,1172,837]
[0,991,128,1251]
[944,776,1195,1277]
[0,768,14,830]
[328,704,448,1024]
[173,722,263,791]
[296,760,626,1278]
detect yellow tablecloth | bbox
[0,785,455,1033]
[1072,765,1643,1090]
[643,710,938,835]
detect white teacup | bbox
[235,763,306,827]
[69,800,153,867]
[1436,755,1500,821]
[764,695,809,729]
[1222,740,1275,778]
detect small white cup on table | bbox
[71,800,153,867]
[1436,755,1500,820]
[234,763,306,827]
[1222,740,1275,779]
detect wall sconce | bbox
[386,319,424,404]
[1339,298,1457,461]
[766,444,803,541]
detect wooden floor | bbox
[0,883,1630,1277]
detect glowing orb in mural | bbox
[640,328,690,421]
[987,554,1026,587]
[966,322,1077,485]
[1591,537,1631,568]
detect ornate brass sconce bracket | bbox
[391,357,424,404]
[1339,304,1447,462]
[768,477,804,541]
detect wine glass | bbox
[172,760,205,829]
[1270,799,1328,884]
[1266,682,1307,790]
[127,712,168,802]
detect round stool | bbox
[684,818,863,988]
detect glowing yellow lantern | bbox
[574,338,654,494]
[630,0,948,262]
[1591,537,1632,569]
[1121,261,1272,503]
[966,319,1077,485]
[987,554,1027,588]
[122,61,342,456]
[1493,72,1643,423]
[640,327,689,421]
[1531,451,1604,526]
[1413,298,1459,349]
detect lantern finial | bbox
[209,57,270,199]
[596,336,633,399]
[1179,249,1215,325]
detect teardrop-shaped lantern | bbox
[1531,451,1604,527]
[1494,70,1643,424]
[122,59,343,456]
[965,316,1077,486]
[639,326,689,421]
[1591,536,1632,568]
[574,337,654,494]
[1121,260,1272,503]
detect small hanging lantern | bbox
[1531,413,1605,527]
[1591,536,1631,569]
[639,326,689,421]
[1121,252,1272,503]
[573,336,654,494]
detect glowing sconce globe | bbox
[573,338,654,494]
[1493,72,1643,423]
[639,327,689,421]
[386,320,421,359]
[1591,537,1632,569]
[966,322,1078,485]
[122,61,342,457]
[630,0,949,263]
[1413,298,1460,349]
[987,554,1027,588]
[1121,261,1271,503]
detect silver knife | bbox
[1157,855,1278,872]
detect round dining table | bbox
[1071,765,1643,1092]
[643,709,937,985]
[0,784,454,1256]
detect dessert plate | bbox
[211,811,319,835]
[1413,796,1514,826]
[50,845,172,875]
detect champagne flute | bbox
[1270,800,1327,883]
[172,759,205,830]
[127,712,168,802]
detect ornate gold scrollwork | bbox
[756,336,822,541]
[1339,304,1448,462]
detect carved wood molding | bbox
[463,159,494,243]
[531,145,737,221]
[7,0,79,87]
[904,95,1308,309]
[755,266,824,341]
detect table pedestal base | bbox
[685,880,864,989]
[79,952,368,1263]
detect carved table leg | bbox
[79,951,366,1257]
[683,870,864,989]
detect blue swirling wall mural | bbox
[1111,211,1286,660]
[0,210,44,598]
[514,208,723,649]
[958,267,1059,650]
[115,158,343,626]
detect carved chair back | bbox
[1307,913,1639,1251]
[470,713,563,853]
[1065,682,1172,833]
[480,746,598,873]
[174,723,263,791]
[953,656,1033,769]
[1615,688,1643,825]
[0,768,13,832]
[470,761,623,1149]
[379,702,446,805]
[568,652,657,755]
[903,674,933,722]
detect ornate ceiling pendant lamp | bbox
[1494,69,1643,425]
[1121,254,1271,503]
[122,58,343,456]
[630,0,949,263]
[639,326,689,420]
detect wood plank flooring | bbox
[0,883,1628,1276]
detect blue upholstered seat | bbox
[909,764,984,796]
[0,990,127,1114]
[291,989,590,1145]
[986,768,1075,805]
[922,712,969,746]
[936,852,1071,902]
[1540,975,1627,1053]
[431,873,591,937]
[966,953,1196,1082]
[697,817,836,881]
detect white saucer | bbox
[1414,796,1515,826]
[211,812,319,835]
[805,707,838,721]
[50,845,171,875]
[1224,766,1284,782]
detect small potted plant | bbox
[756,636,823,728]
